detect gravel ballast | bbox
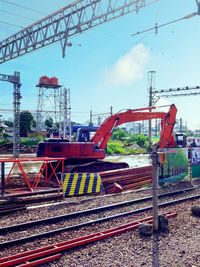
[1,180,200,266]
[46,201,200,267]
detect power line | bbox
[131,12,198,37]
[0,19,23,28]
[0,0,46,15]
[0,9,35,21]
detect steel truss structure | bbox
[0,0,158,63]
[0,72,21,157]
[36,84,62,131]
[152,86,200,103]
[59,88,71,140]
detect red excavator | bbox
[37,104,177,172]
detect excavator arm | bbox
[91,104,177,149]
[158,104,177,148]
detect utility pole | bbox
[89,110,93,126]
[155,119,158,136]
[179,118,183,133]
[13,71,21,158]
[0,71,21,157]
[110,106,113,115]
[196,0,200,15]
[138,123,141,134]
[148,71,156,149]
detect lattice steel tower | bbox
[59,87,71,140]
[36,77,62,131]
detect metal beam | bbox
[0,73,20,83]
[0,0,158,63]
[153,85,200,99]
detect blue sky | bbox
[0,0,200,129]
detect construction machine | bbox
[37,104,177,172]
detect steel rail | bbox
[0,212,176,267]
[0,185,198,233]
[0,190,200,249]
[0,203,26,215]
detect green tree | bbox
[111,128,127,140]
[4,120,13,127]
[20,111,34,137]
[45,117,53,128]
[32,119,36,128]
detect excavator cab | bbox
[76,126,99,142]
[175,133,187,148]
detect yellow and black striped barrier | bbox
[62,173,104,197]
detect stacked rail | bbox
[100,166,152,193]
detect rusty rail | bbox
[0,211,176,267]
[99,166,152,193]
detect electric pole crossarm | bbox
[0,0,157,63]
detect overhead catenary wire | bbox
[0,0,46,15]
[0,19,23,28]
[0,9,35,21]
[131,12,198,37]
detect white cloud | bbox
[104,44,150,87]
[155,98,172,112]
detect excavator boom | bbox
[91,104,177,149]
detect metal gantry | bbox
[149,84,200,134]
[152,85,200,103]
[149,85,200,105]
[0,0,158,63]
[0,72,21,157]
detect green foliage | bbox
[106,141,125,154]
[45,117,53,128]
[20,111,34,137]
[4,120,13,127]
[20,136,44,146]
[2,133,10,140]
[111,128,149,151]
[106,140,147,155]
[0,139,8,145]
[112,128,127,140]
[32,119,36,128]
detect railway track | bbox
[1,186,200,249]
[0,211,177,267]
[0,186,197,232]
[0,202,26,216]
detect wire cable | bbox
[131,12,198,37]
[0,9,35,21]
[0,19,23,28]
[0,0,46,15]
